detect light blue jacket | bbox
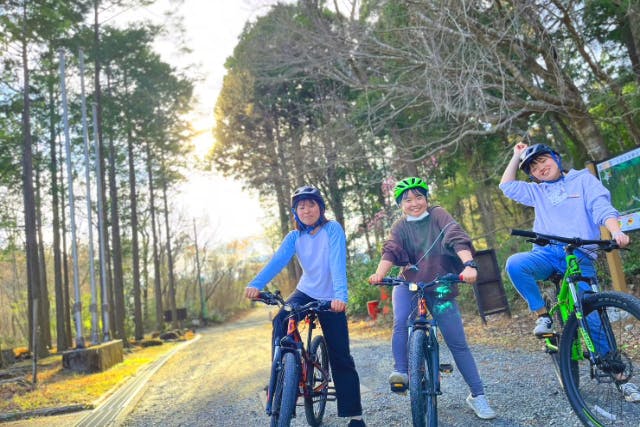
[500,168,619,241]
[248,220,349,302]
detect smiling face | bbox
[400,189,428,217]
[528,154,562,181]
[295,199,321,226]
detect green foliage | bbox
[347,257,381,316]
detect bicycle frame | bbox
[511,230,620,370]
[265,301,333,417]
[543,244,601,365]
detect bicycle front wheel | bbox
[560,291,640,426]
[304,335,329,427]
[408,329,437,427]
[270,352,300,427]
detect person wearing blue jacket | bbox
[245,186,365,427]
[500,142,638,402]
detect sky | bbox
[115,0,286,243]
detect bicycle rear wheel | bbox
[304,335,329,427]
[560,291,640,426]
[408,329,437,427]
[270,352,300,427]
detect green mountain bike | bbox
[511,229,640,426]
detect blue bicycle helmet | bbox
[519,144,562,175]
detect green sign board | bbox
[596,147,640,232]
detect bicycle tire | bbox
[560,291,640,426]
[408,329,437,427]
[304,335,329,427]
[271,352,300,427]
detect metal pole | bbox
[79,49,99,344]
[92,103,110,341]
[58,50,85,348]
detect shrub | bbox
[347,257,384,316]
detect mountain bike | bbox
[511,229,640,426]
[374,273,462,427]
[254,290,335,427]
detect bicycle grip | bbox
[511,229,536,238]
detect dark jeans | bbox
[272,290,363,417]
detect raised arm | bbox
[501,142,528,184]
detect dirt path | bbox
[119,306,583,427]
[3,306,586,426]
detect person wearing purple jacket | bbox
[500,142,638,402]
[368,177,496,420]
[245,186,365,427]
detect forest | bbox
[2,0,640,363]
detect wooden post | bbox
[585,162,628,292]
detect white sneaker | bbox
[466,394,497,419]
[533,316,553,336]
[619,382,640,402]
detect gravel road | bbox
[118,306,586,427]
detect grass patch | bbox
[0,341,183,415]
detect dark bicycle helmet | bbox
[291,185,325,210]
[393,177,429,204]
[291,185,327,232]
[519,144,561,175]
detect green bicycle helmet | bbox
[393,177,429,203]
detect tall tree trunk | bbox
[94,2,115,341]
[58,141,72,348]
[127,130,143,341]
[35,161,51,348]
[108,131,126,342]
[20,3,47,359]
[146,141,163,331]
[48,55,69,350]
[141,230,150,325]
[160,154,178,329]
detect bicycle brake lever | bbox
[527,238,550,246]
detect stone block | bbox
[62,340,124,373]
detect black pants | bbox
[272,290,363,418]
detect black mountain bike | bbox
[511,229,640,426]
[375,273,462,427]
[254,290,336,427]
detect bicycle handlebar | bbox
[510,229,620,251]
[253,291,332,313]
[374,273,463,291]
[284,300,332,313]
[254,290,285,306]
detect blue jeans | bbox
[391,284,485,396]
[272,290,363,418]
[505,244,610,354]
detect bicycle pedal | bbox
[536,332,555,339]
[439,363,453,374]
[390,383,407,394]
